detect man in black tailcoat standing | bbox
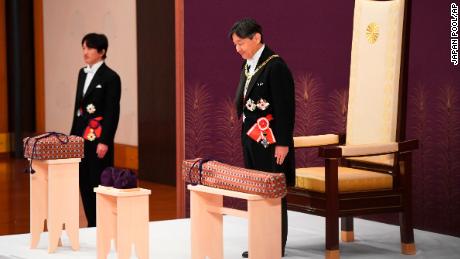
[70,33,121,227]
[229,18,295,258]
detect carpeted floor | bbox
[0,211,458,258]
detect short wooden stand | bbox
[30,158,81,253]
[189,184,281,259]
[94,186,151,259]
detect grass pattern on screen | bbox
[185,82,213,159]
[407,82,432,229]
[328,89,348,135]
[434,83,460,235]
[294,73,326,168]
[215,97,244,167]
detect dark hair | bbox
[81,33,108,59]
[228,18,263,43]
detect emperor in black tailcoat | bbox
[235,46,295,186]
[230,18,295,258]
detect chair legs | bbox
[325,158,340,259]
[325,213,339,259]
[324,212,415,258]
[399,212,416,255]
[324,216,353,259]
[326,249,340,259]
[340,217,354,242]
[400,154,416,255]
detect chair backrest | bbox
[346,0,406,166]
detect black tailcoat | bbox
[70,62,121,227]
[235,46,295,185]
[234,46,295,252]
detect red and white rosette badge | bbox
[83,116,103,141]
[246,114,276,148]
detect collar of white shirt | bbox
[246,44,265,73]
[84,60,104,74]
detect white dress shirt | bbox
[242,44,265,122]
[246,44,265,74]
[243,44,265,98]
[83,60,104,96]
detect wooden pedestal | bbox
[94,186,151,259]
[30,158,81,253]
[189,184,281,259]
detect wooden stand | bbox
[188,184,281,259]
[30,158,81,253]
[94,186,151,259]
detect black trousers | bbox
[242,134,294,253]
[79,140,113,227]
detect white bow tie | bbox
[84,66,96,74]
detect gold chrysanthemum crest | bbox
[366,22,379,44]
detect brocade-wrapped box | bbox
[183,158,287,199]
[23,132,84,160]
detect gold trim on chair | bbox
[341,230,355,242]
[326,250,340,259]
[401,243,416,255]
